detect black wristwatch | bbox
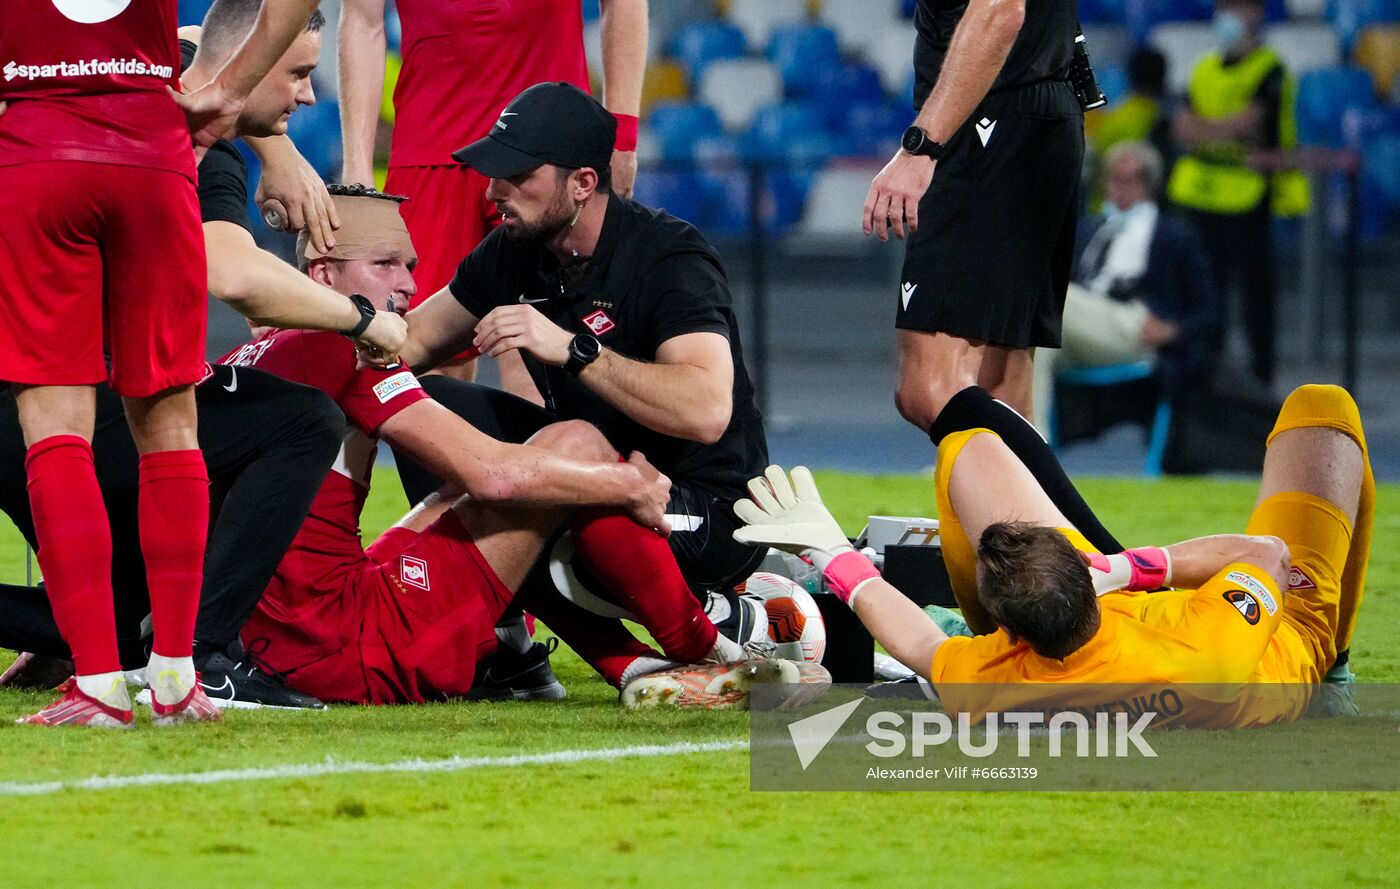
[340,293,376,339]
[563,333,602,376]
[901,125,946,160]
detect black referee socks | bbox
[928,386,1124,555]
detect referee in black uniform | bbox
[863,0,1128,556]
[394,83,772,645]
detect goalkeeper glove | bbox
[732,466,880,608]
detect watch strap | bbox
[340,293,376,339]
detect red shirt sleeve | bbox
[219,330,429,436]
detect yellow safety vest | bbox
[1167,47,1310,217]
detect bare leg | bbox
[14,384,95,446]
[1255,428,1361,525]
[12,384,126,712]
[894,329,985,430]
[946,432,1075,546]
[1246,385,1369,682]
[935,429,1075,633]
[122,385,207,710]
[896,330,1037,429]
[976,345,1036,423]
[122,385,199,455]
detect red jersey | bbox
[389,0,589,167]
[219,331,428,612]
[0,0,191,176]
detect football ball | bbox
[738,572,827,665]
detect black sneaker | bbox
[863,675,939,702]
[193,640,326,710]
[467,637,567,702]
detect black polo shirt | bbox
[182,39,250,230]
[448,195,768,496]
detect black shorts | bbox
[395,377,765,596]
[898,81,1084,349]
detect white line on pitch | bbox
[0,739,748,797]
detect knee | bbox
[895,377,949,431]
[1271,385,1365,449]
[527,420,616,462]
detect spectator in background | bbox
[1167,0,1308,388]
[1089,48,1174,167]
[338,0,648,389]
[1033,141,1217,431]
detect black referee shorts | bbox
[898,81,1084,350]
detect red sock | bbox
[25,435,119,676]
[138,449,209,659]
[571,510,717,663]
[515,583,658,687]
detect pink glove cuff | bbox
[1124,546,1170,590]
[824,550,880,606]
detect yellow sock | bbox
[1269,385,1371,658]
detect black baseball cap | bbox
[452,82,617,178]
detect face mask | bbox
[1213,12,1246,52]
[1103,201,1152,226]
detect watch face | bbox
[901,126,925,154]
[574,335,601,359]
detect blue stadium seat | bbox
[844,101,907,155]
[1329,0,1400,49]
[691,168,816,238]
[670,21,747,81]
[178,0,213,25]
[1050,362,1173,478]
[1364,134,1400,207]
[1078,0,1115,25]
[1126,0,1214,44]
[766,25,842,95]
[805,62,887,114]
[741,101,848,164]
[632,171,714,229]
[647,103,724,161]
[1296,67,1378,147]
[1095,63,1131,107]
[1342,105,1400,146]
[286,100,342,179]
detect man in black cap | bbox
[393,82,774,656]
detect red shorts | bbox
[0,161,206,397]
[249,509,513,705]
[385,164,499,303]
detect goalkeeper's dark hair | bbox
[325,182,408,204]
[197,0,325,69]
[976,522,1099,660]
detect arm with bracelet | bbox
[733,466,950,681]
[1082,534,1290,596]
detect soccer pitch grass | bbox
[0,471,1398,887]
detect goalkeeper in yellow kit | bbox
[733,385,1374,728]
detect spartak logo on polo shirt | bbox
[582,309,615,336]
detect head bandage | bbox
[296,194,417,269]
